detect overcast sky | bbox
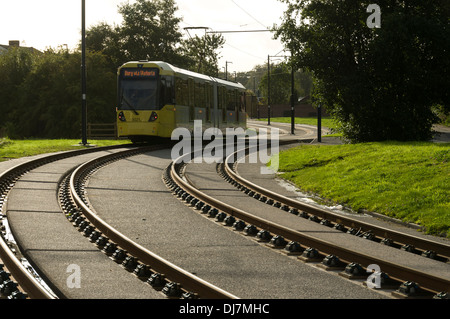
[0,0,288,72]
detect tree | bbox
[259,62,292,105]
[86,0,189,68]
[242,64,270,98]
[85,22,122,69]
[257,61,312,105]
[0,47,38,136]
[275,0,450,142]
[181,33,225,76]
[117,0,188,66]
[3,48,116,139]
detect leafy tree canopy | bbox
[0,48,116,139]
[275,0,450,142]
[0,0,229,139]
[85,0,224,75]
[181,33,225,77]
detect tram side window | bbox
[227,90,238,111]
[222,88,229,121]
[188,79,195,107]
[217,86,223,110]
[160,76,175,107]
[240,92,246,112]
[175,77,189,106]
[206,84,212,121]
[195,82,205,109]
[188,79,195,120]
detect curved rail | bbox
[68,146,238,299]
[166,152,450,297]
[0,144,132,299]
[223,147,450,262]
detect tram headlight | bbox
[118,111,126,122]
[149,111,158,122]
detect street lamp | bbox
[291,65,295,135]
[318,103,322,143]
[81,0,87,146]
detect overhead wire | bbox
[229,0,269,29]
[180,2,285,70]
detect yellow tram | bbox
[116,61,247,142]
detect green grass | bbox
[0,138,129,162]
[275,141,450,238]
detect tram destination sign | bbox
[121,68,158,79]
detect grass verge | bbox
[0,138,129,162]
[276,141,450,238]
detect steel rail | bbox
[169,153,450,295]
[0,144,133,299]
[69,146,238,299]
[224,147,450,260]
[0,232,55,299]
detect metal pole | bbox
[81,0,87,146]
[267,55,270,126]
[318,103,322,143]
[291,65,295,135]
[225,61,232,81]
[225,63,228,81]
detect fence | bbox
[249,103,329,119]
[87,123,117,140]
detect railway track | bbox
[222,147,450,264]
[0,143,238,299]
[1,138,448,300]
[0,145,127,299]
[63,145,237,299]
[164,145,450,299]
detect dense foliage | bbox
[85,0,226,76]
[275,0,450,142]
[258,61,313,105]
[0,0,226,139]
[0,48,116,139]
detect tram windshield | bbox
[118,68,160,111]
[119,79,159,111]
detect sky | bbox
[0,0,288,72]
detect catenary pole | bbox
[81,0,88,146]
[267,55,270,125]
[291,64,295,135]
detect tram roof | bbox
[121,61,246,91]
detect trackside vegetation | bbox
[0,138,128,162]
[276,141,450,238]
[275,0,450,142]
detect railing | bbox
[87,123,117,140]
